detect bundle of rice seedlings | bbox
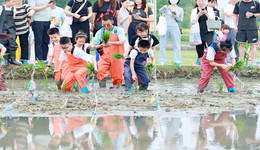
[85,63,95,76]
[112,53,124,59]
[230,60,244,72]
[102,30,111,44]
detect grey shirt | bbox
[159,5,184,28]
[28,0,50,22]
[120,9,129,31]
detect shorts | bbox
[236,30,258,44]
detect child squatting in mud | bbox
[198,39,237,93]
[55,37,97,93]
[124,40,155,91]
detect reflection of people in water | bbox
[15,117,29,150]
[0,117,16,149]
[48,118,66,149]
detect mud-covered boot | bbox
[139,86,148,91]
[10,51,22,66]
[1,55,9,68]
[99,78,106,88]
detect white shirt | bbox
[59,46,93,63]
[48,42,59,57]
[224,4,235,28]
[74,43,92,53]
[129,48,154,59]
[206,47,236,61]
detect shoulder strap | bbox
[71,46,75,54]
[145,5,148,18]
[52,42,55,46]
[82,44,85,51]
[114,26,117,33]
[75,0,87,14]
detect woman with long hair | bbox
[159,0,184,66]
[91,0,120,36]
[64,0,93,44]
[125,0,154,44]
[119,0,131,49]
[190,0,215,64]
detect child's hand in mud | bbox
[44,67,49,75]
[132,74,137,81]
[94,70,98,75]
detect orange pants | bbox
[97,57,124,85]
[61,67,88,91]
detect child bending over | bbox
[55,37,97,93]
[198,39,236,93]
[124,40,155,91]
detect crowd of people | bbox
[0,0,259,92]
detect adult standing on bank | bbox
[14,0,35,64]
[191,0,215,64]
[233,0,260,65]
[91,0,120,37]
[159,0,183,66]
[126,0,154,44]
[64,0,93,44]
[28,0,52,62]
[224,0,239,62]
[119,0,131,50]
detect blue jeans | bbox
[32,21,50,61]
[124,62,150,89]
[159,26,181,64]
[227,28,239,61]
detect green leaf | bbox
[45,75,48,88]
[215,78,224,94]
[85,63,95,76]
[145,63,154,75]
[112,53,124,59]
[230,60,244,72]
[102,30,111,43]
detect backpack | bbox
[130,5,150,28]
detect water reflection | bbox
[0,107,260,150]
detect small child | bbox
[0,43,7,90]
[124,40,155,91]
[124,22,159,58]
[198,39,236,93]
[0,0,22,67]
[74,31,93,54]
[44,28,67,89]
[55,37,97,93]
[215,24,230,42]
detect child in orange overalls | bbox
[44,28,68,89]
[55,37,97,93]
[92,14,125,89]
[0,43,7,90]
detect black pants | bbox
[128,22,139,44]
[32,21,50,61]
[71,20,90,44]
[17,31,29,60]
[196,40,207,58]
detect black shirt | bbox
[67,0,92,16]
[130,35,159,48]
[233,0,260,30]
[93,1,119,25]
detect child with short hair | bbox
[124,22,159,58]
[215,24,230,42]
[74,31,93,54]
[0,0,22,67]
[198,39,236,93]
[0,43,7,90]
[124,40,155,91]
[44,28,67,89]
[55,37,97,93]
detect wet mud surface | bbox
[0,78,260,117]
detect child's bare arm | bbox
[151,57,156,65]
[209,60,230,71]
[124,46,133,58]
[0,46,7,56]
[130,58,137,81]
[44,56,53,75]
[151,46,156,54]
[91,56,98,73]
[54,61,64,73]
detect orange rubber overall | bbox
[97,33,125,85]
[53,44,68,81]
[61,53,89,91]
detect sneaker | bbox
[228,87,236,93]
[22,60,28,64]
[174,62,181,66]
[99,78,106,88]
[81,87,89,93]
[139,86,148,91]
[125,88,132,92]
[110,85,121,89]
[197,87,204,93]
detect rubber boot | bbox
[1,55,9,68]
[228,87,236,93]
[10,51,22,66]
[99,78,106,88]
[81,87,89,93]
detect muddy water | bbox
[0,106,260,150]
[0,78,260,117]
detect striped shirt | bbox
[14,4,31,35]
